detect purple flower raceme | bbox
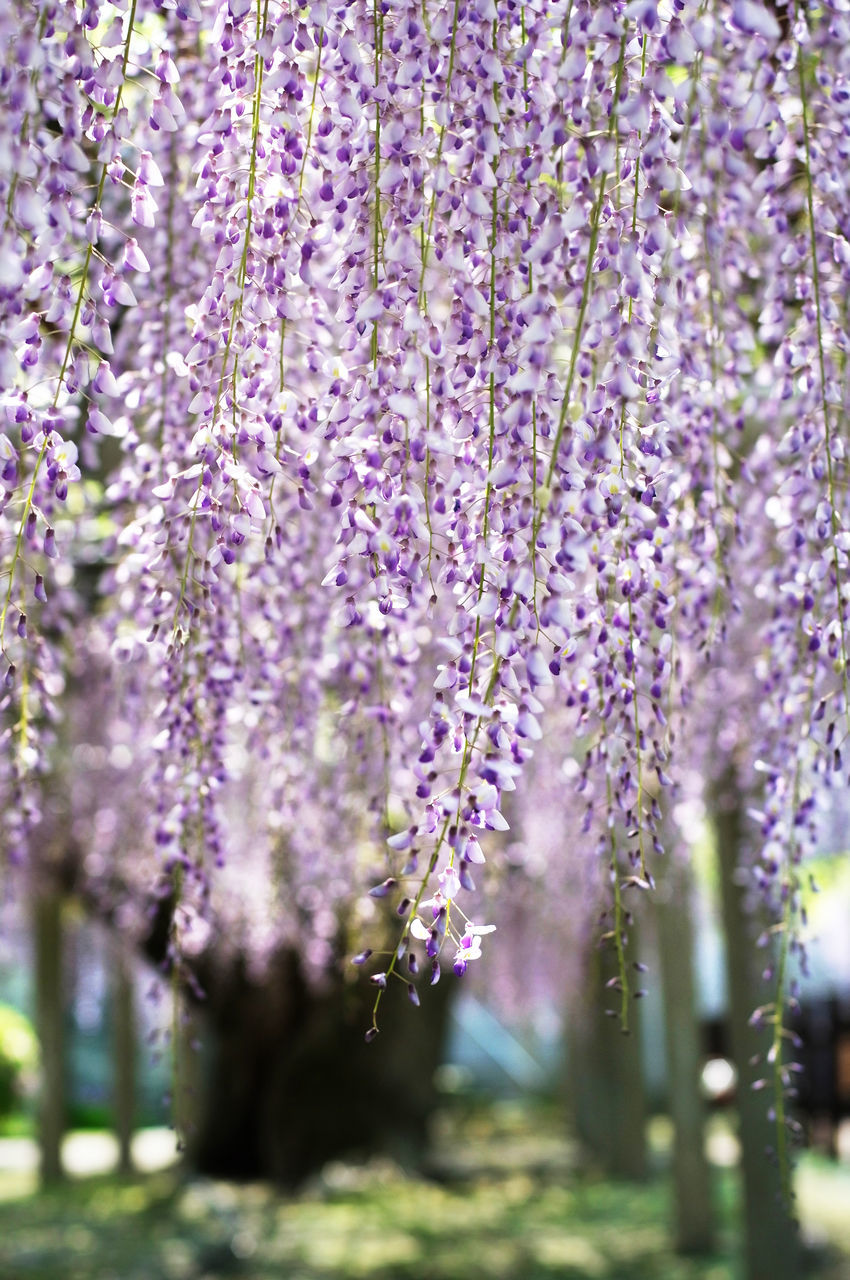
[1,0,849,1185]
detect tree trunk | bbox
[713,768,800,1280]
[187,949,453,1185]
[656,852,714,1252]
[112,949,136,1177]
[569,929,647,1180]
[33,892,65,1187]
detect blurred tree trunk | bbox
[33,892,65,1187]
[656,852,714,1252]
[569,926,647,1179]
[176,996,204,1163]
[713,767,799,1280]
[187,949,452,1185]
[112,949,136,1177]
[96,878,454,1185]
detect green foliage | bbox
[0,1165,738,1280]
[0,1005,38,1121]
[66,1103,114,1133]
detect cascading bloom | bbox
[1,0,849,1149]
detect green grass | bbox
[0,1110,35,1138]
[0,1102,847,1280]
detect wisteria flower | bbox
[453,923,497,976]
[0,0,845,1181]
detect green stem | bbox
[605,746,630,1030]
[532,34,627,548]
[371,0,383,365]
[175,0,269,633]
[158,130,178,451]
[627,598,646,879]
[799,51,849,707]
[1,0,139,646]
[417,0,462,308]
[298,28,324,198]
[467,26,500,696]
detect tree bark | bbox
[50,854,454,1184]
[569,928,647,1180]
[656,852,714,1252]
[33,892,65,1187]
[713,768,800,1280]
[186,949,453,1185]
[112,948,136,1177]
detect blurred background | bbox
[1,799,849,1280]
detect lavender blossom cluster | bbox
[0,0,848,1096]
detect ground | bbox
[0,1102,849,1280]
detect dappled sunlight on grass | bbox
[0,1103,847,1280]
[796,1155,850,1256]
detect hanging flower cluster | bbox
[2,0,850,1150]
